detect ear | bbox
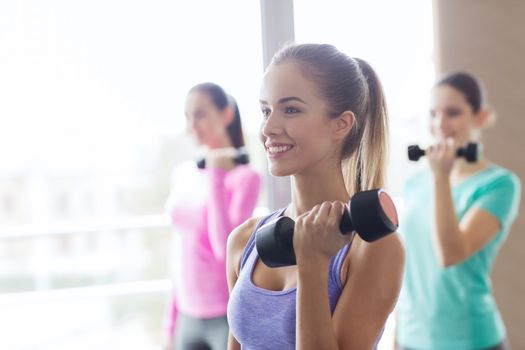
[222,105,235,127]
[331,110,356,140]
[474,107,491,128]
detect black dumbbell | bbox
[255,189,399,268]
[407,142,480,163]
[197,150,249,169]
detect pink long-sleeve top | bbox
[165,160,261,334]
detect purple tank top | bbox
[227,209,354,350]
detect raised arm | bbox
[433,173,520,266]
[208,168,261,261]
[427,142,521,267]
[335,235,404,349]
[294,202,405,350]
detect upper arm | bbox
[207,169,260,261]
[332,233,405,349]
[457,208,503,259]
[229,170,262,226]
[457,174,521,261]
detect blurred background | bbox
[0,0,523,349]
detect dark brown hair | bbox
[435,72,485,113]
[189,82,245,149]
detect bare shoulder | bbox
[347,232,405,290]
[227,217,261,276]
[357,232,405,268]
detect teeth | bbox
[268,145,292,154]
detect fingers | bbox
[297,201,347,224]
[444,138,456,158]
[293,201,351,260]
[427,139,456,159]
[327,201,344,225]
[208,147,237,158]
[303,204,320,222]
[314,201,332,223]
[332,201,345,217]
[307,201,346,226]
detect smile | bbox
[266,144,294,158]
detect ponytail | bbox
[189,83,246,149]
[270,44,389,195]
[344,58,388,194]
[226,95,245,149]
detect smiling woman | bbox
[226,43,405,350]
[396,72,521,350]
[258,62,341,177]
[163,82,261,350]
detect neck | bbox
[287,161,350,219]
[207,134,234,151]
[446,137,489,180]
[451,157,491,181]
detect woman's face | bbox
[259,61,341,177]
[429,85,480,144]
[185,91,228,148]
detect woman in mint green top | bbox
[396,72,521,350]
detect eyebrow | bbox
[259,96,308,105]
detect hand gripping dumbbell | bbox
[407,142,480,163]
[197,149,249,169]
[255,189,399,268]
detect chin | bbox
[268,164,294,177]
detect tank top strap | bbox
[329,233,355,290]
[240,207,287,271]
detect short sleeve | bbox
[473,172,521,231]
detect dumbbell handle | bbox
[408,145,464,159]
[256,189,399,268]
[408,142,479,163]
[197,151,249,169]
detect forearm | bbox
[296,259,339,350]
[207,169,234,260]
[432,176,465,266]
[162,296,178,343]
[208,170,260,260]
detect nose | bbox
[433,112,447,132]
[261,112,282,138]
[186,116,196,134]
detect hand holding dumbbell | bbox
[255,189,399,268]
[407,142,480,163]
[197,148,249,169]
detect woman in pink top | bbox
[163,83,261,350]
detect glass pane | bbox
[0,1,262,348]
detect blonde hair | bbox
[270,44,389,194]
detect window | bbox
[0,1,262,348]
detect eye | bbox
[429,110,436,118]
[445,108,461,117]
[194,111,206,119]
[261,107,271,119]
[285,106,299,114]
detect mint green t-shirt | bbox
[396,165,521,350]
